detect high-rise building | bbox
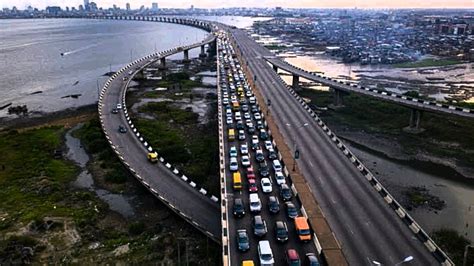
[126,3,130,11]
[152,3,158,11]
[84,0,90,11]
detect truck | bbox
[147,152,158,163]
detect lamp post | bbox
[286,122,308,171]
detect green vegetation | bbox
[264,44,287,50]
[0,127,101,227]
[135,101,219,196]
[393,58,463,68]
[73,118,129,185]
[300,89,474,167]
[431,229,473,265]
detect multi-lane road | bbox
[99,36,221,240]
[229,27,439,265]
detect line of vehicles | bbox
[218,33,320,266]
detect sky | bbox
[1,0,473,9]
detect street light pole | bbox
[286,122,308,172]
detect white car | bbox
[229,146,238,157]
[275,171,286,185]
[244,112,251,119]
[240,144,249,155]
[254,112,262,120]
[264,140,273,151]
[229,157,238,171]
[116,103,122,109]
[223,98,229,105]
[261,178,272,193]
[241,155,251,166]
[251,135,259,146]
[226,117,233,125]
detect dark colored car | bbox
[237,229,250,252]
[275,221,289,242]
[255,150,265,163]
[268,149,278,160]
[247,125,256,134]
[268,196,280,214]
[236,122,245,130]
[118,125,127,133]
[286,249,301,266]
[305,253,320,266]
[241,104,249,112]
[286,202,298,218]
[280,184,292,201]
[256,120,264,129]
[259,129,269,140]
[259,162,270,177]
[251,105,259,113]
[233,198,245,218]
[253,215,267,237]
[111,108,118,114]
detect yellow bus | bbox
[228,129,235,141]
[233,172,242,191]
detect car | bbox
[258,240,274,266]
[255,149,265,162]
[111,108,118,114]
[226,117,233,125]
[247,125,256,135]
[230,157,239,171]
[244,112,251,119]
[241,104,249,112]
[229,146,238,157]
[236,121,245,130]
[122,76,128,81]
[280,184,292,201]
[261,178,272,193]
[259,162,270,177]
[223,98,229,105]
[251,105,259,113]
[275,221,289,242]
[305,253,320,266]
[240,144,249,155]
[268,196,280,214]
[248,179,258,192]
[251,135,259,146]
[256,120,264,130]
[237,229,250,252]
[264,140,273,151]
[246,91,253,97]
[252,215,267,237]
[249,96,256,105]
[118,125,127,133]
[272,159,282,172]
[226,108,232,116]
[235,111,242,120]
[254,112,262,120]
[286,249,301,266]
[116,103,122,109]
[268,149,278,160]
[238,130,246,140]
[286,202,298,218]
[241,155,251,167]
[259,129,268,140]
[249,193,262,213]
[246,167,256,180]
[233,198,245,218]
[275,171,286,185]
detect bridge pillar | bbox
[404,109,424,133]
[159,57,167,70]
[183,49,190,62]
[292,74,300,91]
[273,65,278,72]
[199,45,207,58]
[334,89,344,107]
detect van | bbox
[249,193,261,213]
[233,172,242,191]
[232,101,240,111]
[272,160,282,172]
[258,240,274,266]
[228,129,235,141]
[294,217,311,241]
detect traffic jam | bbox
[217,32,320,266]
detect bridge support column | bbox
[199,45,207,58]
[159,57,167,70]
[404,109,424,133]
[334,89,344,106]
[272,65,278,72]
[183,49,190,62]
[292,75,300,91]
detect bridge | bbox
[264,56,473,131]
[85,15,455,265]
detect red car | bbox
[246,167,256,180]
[248,179,258,192]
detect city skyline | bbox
[1,0,473,9]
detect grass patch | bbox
[393,58,463,68]
[301,89,474,167]
[0,126,103,231]
[264,44,287,50]
[431,229,473,265]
